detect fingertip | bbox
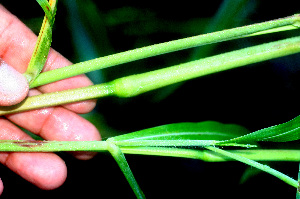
[6,153,67,190]
[37,156,67,190]
[0,178,3,196]
[0,60,29,106]
[35,155,67,190]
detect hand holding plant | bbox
[1,1,300,198]
[0,4,100,193]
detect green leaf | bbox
[110,121,249,142]
[23,0,57,84]
[36,0,56,27]
[219,115,300,145]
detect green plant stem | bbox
[297,163,300,198]
[121,147,300,162]
[1,140,300,163]
[206,146,298,188]
[112,140,217,147]
[112,36,300,97]
[106,141,145,199]
[0,83,113,115]
[191,0,251,60]
[1,35,300,116]
[0,140,108,152]
[29,14,300,88]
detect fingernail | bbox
[0,60,29,106]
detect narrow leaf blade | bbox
[220,115,300,145]
[206,146,298,188]
[111,121,249,142]
[24,0,57,84]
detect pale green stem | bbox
[121,148,300,162]
[106,141,145,199]
[3,36,300,115]
[191,0,250,60]
[2,36,300,116]
[0,83,113,115]
[206,146,298,188]
[297,163,300,198]
[113,140,217,147]
[1,140,300,163]
[112,36,300,97]
[0,140,108,152]
[29,14,300,88]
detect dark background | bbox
[1,0,300,198]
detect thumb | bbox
[0,59,29,106]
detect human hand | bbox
[0,4,100,195]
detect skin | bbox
[0,59,29,106]
[0,4,101,194]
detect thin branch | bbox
[29,14,300,88]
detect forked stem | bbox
[107,141,145,199]
[29,14,300,88]
[206,146,298,188]
[1,36,300,116]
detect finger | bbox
[6,89,101,160]
[0,5,35,74]
[39,51,97,114]
[5,153,67,190]
[0,178,3,196]
[0,5,95,113]
[0,118,67,190]
[0,59,28,106]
